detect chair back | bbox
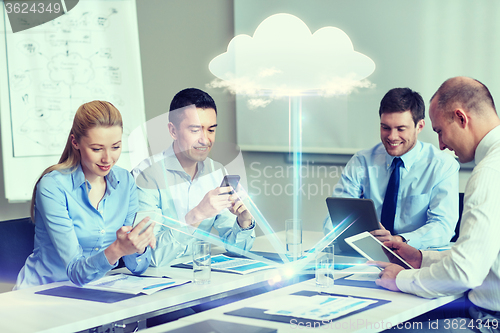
[0,217,35,284]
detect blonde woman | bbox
[15,101,155,290]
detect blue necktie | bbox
[381,157,404,235]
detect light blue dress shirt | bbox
[15,164,151,290]
[323,141,460,249]
[133,145,255,267]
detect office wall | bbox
[134,0,473,234]
[0,0,471,229]
[135,0,337,233]
[0,0,237,221]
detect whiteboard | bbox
[234,0,500,154]
[0,0,146,202]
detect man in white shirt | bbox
[376,77,500,332]
[134,88,255,266]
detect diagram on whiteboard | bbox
[5,1,145,157]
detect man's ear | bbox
[454,109,468,128]
[168,122,177,140]
[415,119,425,134]
[70,134,79,150]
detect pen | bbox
[143,281,175,290]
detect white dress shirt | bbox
[133,145,255,267]
[396,125,500,311]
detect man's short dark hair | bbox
[169,88,217,126]
[379,88,425,126]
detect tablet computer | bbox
[345,231,414,270]
[326,197,380,253]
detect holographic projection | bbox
[210,13,376,156]
[208,13,376,269]
[131,14,376,275]
[209,13,374,97]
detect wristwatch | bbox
[240,219,255,231]
[398,235,408,243]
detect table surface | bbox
[143,277,459,333]
[0,231,460,333]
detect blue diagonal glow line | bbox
[241,194,291,264]
[309,216,358,256]
[275,215,359,275]
[145,188,360,273]
[148,214,278,266]
[290,96,302,233]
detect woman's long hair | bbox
[30,101,123,222]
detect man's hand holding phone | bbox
[220,175,253,228]
[219,175,240,195]
[185,175,253,229]
[185,186,233,227]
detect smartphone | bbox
[219,175,240,195]
[345,231,414,270]
[132,210,157,234]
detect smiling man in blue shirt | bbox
[323,88,459,249]
[133,88,255,267]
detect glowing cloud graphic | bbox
[209,13,375,95]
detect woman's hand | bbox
[105,218,156,265]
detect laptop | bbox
[326,197,380,253]
[222,197,380,265]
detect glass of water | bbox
[316,243,334,288]
[193,241,211,285]
[285,219,303,260]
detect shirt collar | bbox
[385,140,422,171]
[163,144,206,178]
[72,164,86,190]
[474,125,500,164]
[71,163,119,191]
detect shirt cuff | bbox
[136,246,151,269]
[395,268,417,293]
[124,246,151,273]
[96,250,117,271]
[231,218,255,238]
[239,219,255,231]
[137,245,151,258]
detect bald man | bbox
[376,77,500,332]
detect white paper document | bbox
[344,273,380,282]
[262,295,377,321]
[85,274,191,295]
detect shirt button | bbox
[95,247,99,251]
[100,230,105,234]
[138,259,142,262]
